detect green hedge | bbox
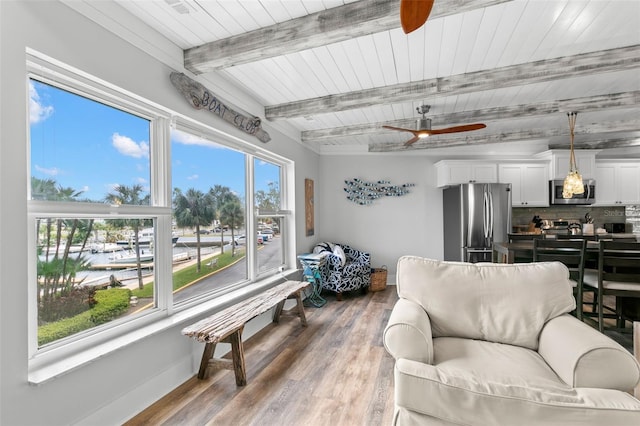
[38,287,131,346]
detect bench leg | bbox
[198,342,217,379]
[294,290,307,327]
[229,328,246,386]
[272,291,307,327]
[272,299,285,324]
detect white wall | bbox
[317,155,444,282]
[0,1,319,425]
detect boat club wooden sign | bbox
[170,72,271,143]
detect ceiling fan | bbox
[400,0,435,34]
[382,105,487,146]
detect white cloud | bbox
[172,129,223,148]
[112,133,149,158]
[187,174,199,180]
[29,81,54,124]
[34,164,61,176]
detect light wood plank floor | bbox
[125,288,398,426]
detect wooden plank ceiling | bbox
[108,0,640,155]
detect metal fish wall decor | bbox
[344,178,415,205]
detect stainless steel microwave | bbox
[549,179,596,205]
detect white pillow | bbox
[333,244,346,267]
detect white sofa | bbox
[383,257,640,425]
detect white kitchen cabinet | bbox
[594,162,640,205]
[435,161,497,187]
[498,163,549,207]
[539,149,597,180]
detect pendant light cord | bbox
[567,112,578,172]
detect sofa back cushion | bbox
[396,257,576,350]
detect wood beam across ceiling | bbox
[301,91,640,142]
[184,0,511,74]
[368,118,640,152]
[266,45,640,120]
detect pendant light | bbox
[562,112,584,198]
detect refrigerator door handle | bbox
[488,189,495,240]
[483,187,490,239]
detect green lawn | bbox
[131,248,246,298]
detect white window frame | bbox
[26,51,296,382]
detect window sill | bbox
[28,272,297,385]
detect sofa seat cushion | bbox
[395,358,640,426]
[396,257,575,350]
[433,337,564,387]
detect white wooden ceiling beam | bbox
[368,118,640,152]
[267,45,640,120]
[184,0,512,74]
[301,91,640,142]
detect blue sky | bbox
[29,80,278,203]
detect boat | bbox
[107,249,192,265]
[90,242,124,254]
[116,228,179,246]
[109,250,154,264]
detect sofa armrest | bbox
[538,314,640,391]
[383,298,433,364]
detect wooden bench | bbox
[181,280,310,385]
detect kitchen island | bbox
[491,238,635,264]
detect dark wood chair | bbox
[533,239,588,320]
[583,241,640,332]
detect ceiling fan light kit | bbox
[382,104,486,146]
[562,111,585,199]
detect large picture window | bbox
[255,158,284,274]
[29,76,161,349]
[27,57,293,359]
[171,128,248,304]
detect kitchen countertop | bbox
[510,232,638,240]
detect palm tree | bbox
[32,178,93,312]
[219,199,244,257]
[104,184,151,289]
[208,185,236,254]
[255,180,281,232]
[173,188,215,272]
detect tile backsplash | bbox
[626,205,640,233]
[512,205,639,233]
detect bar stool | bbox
[583,241,640,332]
[533,239,588,320]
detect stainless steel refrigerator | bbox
[443,183,512,263]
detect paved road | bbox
[174,237,282,303]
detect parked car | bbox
[257,231,271,242]
[196,229,210,234]
[235,235,246,245]
[261,228,274,236]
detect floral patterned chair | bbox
[312,242,371,300]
